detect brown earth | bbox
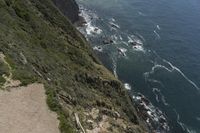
[0,83,60,133]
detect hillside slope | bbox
[0,0,147,132]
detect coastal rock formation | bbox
[0,0,148,132]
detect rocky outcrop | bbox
[0,0,148,132]
[51,0,79,23]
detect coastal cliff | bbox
[0,0,147,132]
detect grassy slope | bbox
[0,0,147,132]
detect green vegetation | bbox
[0,58,9,86]
[0,0,146,132]
[0,76,5,86]
[58,113,74,133]
[0,61,9,76]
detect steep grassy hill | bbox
[0,0,147,132]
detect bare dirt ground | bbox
[0,83,60,133]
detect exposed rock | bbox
[101,109,120,119]
[75,113,86,133]
[103,37,114,44]
[0,53,21,89]
[90,108,100,119]
[96,100,112,110]
[86,115,110,133]
[58,91,77,105]
[0,0,148,132]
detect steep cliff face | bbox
[0,0,147,132]
[52,0,79,23]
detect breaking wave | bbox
[93,46,103,52]
[154,30,161,39]
[111,56,118,78]
[144,56,200,92]
[124,83,131,90]
[162,59,200,91]
[133,93,170,132]
[76,5,200,133]
[157,25,161,30]
[78,7,102,36]
[152,88,169,106]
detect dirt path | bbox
[0,83,60,133]
[0,53,21,88]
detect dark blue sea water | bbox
[76,0,200,132]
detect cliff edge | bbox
[52,0,79,23]
[0,0,147,132]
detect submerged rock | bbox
[133,93,170,132]
[0,0,148,132]
[103,37,114,44]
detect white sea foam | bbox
[147,79,165,88]
[144,59,200,92]
[119,35,123,41]
[108,35,117,44]
[152,88,160,102]
[112,57,118,78]
[122,41,129,46]
[133,93,170,132]
[162,59,200,91]
[86,24,102,35]
[152,87,169,106]
[157,25,161,30]
[187,129,197,133]
[132,45,145,51]
[109,22,120,29]
[111,34,118,41]
[144,64,171,81]
[117,47,127,57]
[93,46,103,52]
[154,30,161,39]
[127,36,145,52]
[152,87,161,92]
[128,36,133,43]
[79,8,102,35]
[110,18,116,22]
[124,83,131,90]
[196,117,200,121]
[128,35,143,45]
[161,95,169,106]
[138,11,146,16]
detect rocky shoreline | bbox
[133,93,169,133]
[0,0,167,132]
[75,3,170,133]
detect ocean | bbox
[76,0,200,132]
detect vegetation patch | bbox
[0,0,146,132]
[0,56,9,86]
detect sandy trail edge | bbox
[0,83,60,133]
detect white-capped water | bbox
[124,83,131,90]
[78,7,102,36]
[76,1,200,132]
[156,25,161,30]
[154,30,161,39]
